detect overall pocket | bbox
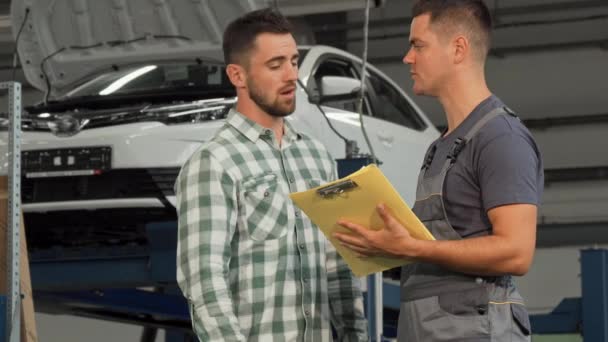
[511,303,531,336]
[438,286,490,317]
[401,288,491,342]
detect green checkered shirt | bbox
[176,109,368,341]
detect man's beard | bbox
[248,80,296,118]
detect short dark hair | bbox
[412,0,492,60]
[222,8,293,66]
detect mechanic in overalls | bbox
[334,0,544,341]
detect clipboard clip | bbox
[316,179,358,197]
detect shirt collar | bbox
[226,108,302,143]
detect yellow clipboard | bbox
[289,164,434,277]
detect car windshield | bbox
[59,61,232,99]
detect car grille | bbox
[22,168,180,203]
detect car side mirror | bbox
[310,76,362,104]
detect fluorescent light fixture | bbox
[99,65,157,96]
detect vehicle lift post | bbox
[1,82,22,342]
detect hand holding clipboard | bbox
[289,164,434,277]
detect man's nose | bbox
[403,48,414,64]
[285,63,298,81]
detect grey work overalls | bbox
[397,107,532,342]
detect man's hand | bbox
[335,202,537,276]
[334,204,419,259]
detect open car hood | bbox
[11,0,265,95]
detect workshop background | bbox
[1,0,607,341]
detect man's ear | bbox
[453,35,468,64]
[226,64,246,88]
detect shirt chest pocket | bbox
[239,173,291,241]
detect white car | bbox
[3,0,437,267]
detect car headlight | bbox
[47,115,90,137]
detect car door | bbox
[359,67,439,204]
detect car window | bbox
[312,58,371,115]
[366,71,426,130]
[315,59,358,79]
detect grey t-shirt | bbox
[424,95,544,238]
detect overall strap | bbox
[438,106,515,178]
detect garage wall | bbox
[372,50,608,168]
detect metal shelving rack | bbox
[1,81,22,342]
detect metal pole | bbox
[366,273,383,341]
[1,81,22,342]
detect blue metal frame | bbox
[529,248,608,340]
[581,249,608,341]
[35,288,189,322]
[382,279,400,311]
[31,255,156,290]
[30,221,178,291]
[336,157,375,178]
[529,298,581,334]
[0,295,5,341]
[147,222,179,282]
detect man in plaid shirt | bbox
[175,8,368,341]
